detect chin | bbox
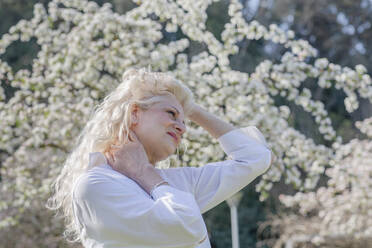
[162,147,176,159]
[150,136,177,162]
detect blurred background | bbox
[1,0,371,247]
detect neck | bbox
[146,150,157,166]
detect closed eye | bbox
[167,109,185,125]
[167,110,176,117]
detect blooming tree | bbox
[261,117,372,247]
[0,0,371,246]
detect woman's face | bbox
[131,94,186,164]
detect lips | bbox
[167,132,178,143]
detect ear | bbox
[130,104,139,126]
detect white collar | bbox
[88,152,108,168]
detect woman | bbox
[47,68,273,248]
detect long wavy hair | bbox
[46,68,194,242]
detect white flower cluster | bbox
[0,0,370,244]
[277,117,372,246]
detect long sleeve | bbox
[72,166,208,248]
[157,126,271,214]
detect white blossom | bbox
[0,0,371,246]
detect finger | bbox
[128,130,139,143]
[104,151,114,166]
[110,151,116,163]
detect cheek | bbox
[148,113,172,127]
[135,114,169,138]
[146,114,168,127]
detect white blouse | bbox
[72,126,272,248]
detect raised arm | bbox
[188,103,275,165]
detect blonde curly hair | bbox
[46,68,194,242]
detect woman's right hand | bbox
[105,130,150,179]
[105,130,164,194]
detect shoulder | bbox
[72,165,137,200]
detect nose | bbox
[174,121,186,136]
